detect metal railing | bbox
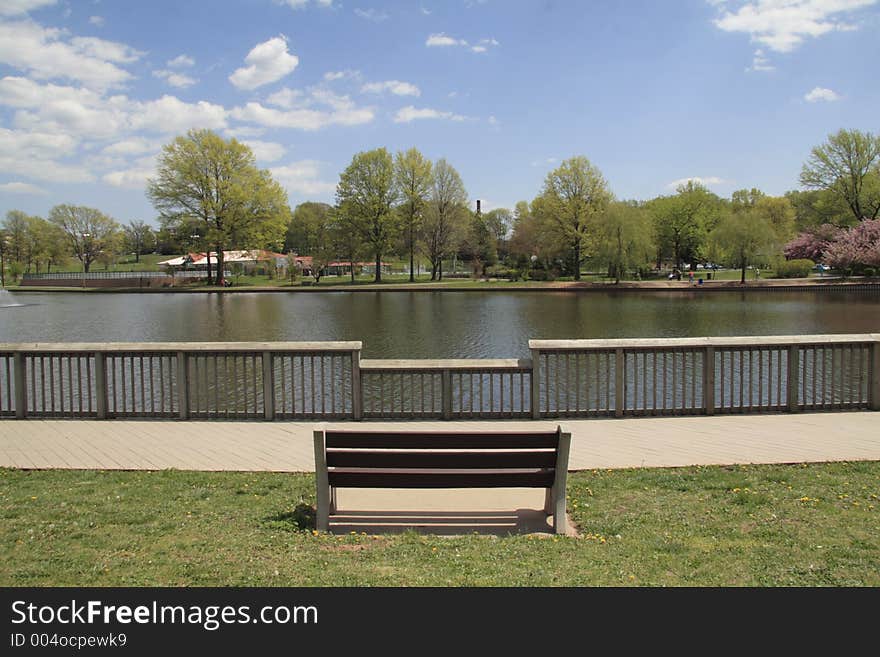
[1,334,878,421]
[21,271,219,280]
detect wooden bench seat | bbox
[313,426,571,534]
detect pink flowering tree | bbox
[783,223,842,262]
[824,219,880,273]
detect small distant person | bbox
[688,271,694,284]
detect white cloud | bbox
[667,176,726,189]
[531,157,557,167]
[266,87,305,108]
[238,85,376,129]
[270,160,336,196]
[354,8,389,22]
[68,36,144,64]
[426,32,466,47]
[0,19,143,90]
[88,15,104,27]
[153,69,198,88]
[0,127,92,182]
[712,0,877,53]
[103,155,157,189]
[323,69,360,82]
[0,75,130,140]
[0,0,56,16]
[129,95,228,134]
[804,86,840,102]
[0,77,226,139]
[420,7,432,15]
[0,181,47,194]
[361,80,420,96]
[223,126,266,138]
[393,106,468,123]
[426,33,500,52]
[487,115,498,125]
[276,0,336,8]
[100,138,159,157]
[747,48,775,71]
[229,35,299,90]
[242,139,287,162]
[231,100,374,130]
[167,54,195,68]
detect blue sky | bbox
[1,0,878,225]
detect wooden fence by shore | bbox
[1,335,878,421]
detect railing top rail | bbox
[0,341,363,353]
[361,358,531,371]
[529,334,880,350]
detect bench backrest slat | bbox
[324,431,559,450]
[328,469,555,489]
[326,450,558,469]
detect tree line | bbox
[2,127,878,286]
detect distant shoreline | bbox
[7,277,880,294]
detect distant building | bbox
[158,250,288,274]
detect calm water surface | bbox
[1,290,879,358]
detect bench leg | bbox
[330,486,337,513]
[314,429,330,532]
[544,487,553,514]
[553,488,567,535]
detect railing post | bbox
[787,345,800,412]
[13,352,26,419]
[95,352,107,419]
[177,351,189,420]
[262,351,275,421]
[871,341,880,411]
[351,349,362,420]
[530,348,541,419]
[441,368,452,420]
[704,346,715,416]
[615,348,625,418]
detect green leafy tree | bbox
[593,201,653,283]
[48,205,121,274]
[711,209,779,283]
[484,208,513,261]
[650,181,720,270]
[422,158,468,280]
[2,210,29,266]
[285,202,333,255]
[533,156,610,280]
[123,220,156,263]
[462,205,497,276]
[288,202,338,282]
[147,129,291,285]
[785,189,853,230]
[800,128,880,222]
[336,148,399,283]
[394,148,433,282]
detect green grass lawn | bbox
[2,461,878,586]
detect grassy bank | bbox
[2,461,878,586]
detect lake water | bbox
[1,289,879,358]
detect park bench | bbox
[313,425,572,534]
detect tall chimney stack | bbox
[476,199,481,214]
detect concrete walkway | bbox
[3,412,878,536]
[1,412,878,473]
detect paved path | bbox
[1,412,878,473]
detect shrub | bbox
[774,259,814,278]
[528,268,557,281]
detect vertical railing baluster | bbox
[704,346,715,415]
[787,345,799,412]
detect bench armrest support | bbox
[314,428,330,532]
[552,425,572,534]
